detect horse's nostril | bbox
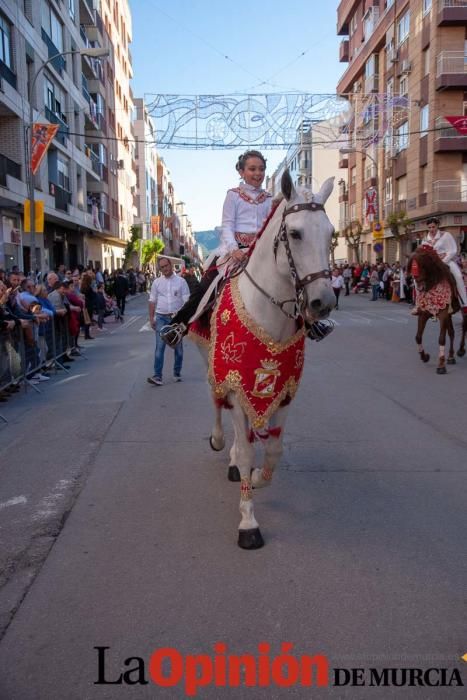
[311,299,322,310]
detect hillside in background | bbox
[194,229,220,256]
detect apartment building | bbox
[100,0,136,253]
[133,97,158,240]
[336,0,467,264]
[266,120,347,260]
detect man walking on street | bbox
[147,258,190,386]
[114,269,129,318]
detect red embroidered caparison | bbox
[207,277,305,428]
[417,280,452,316]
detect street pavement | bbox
[0,291,465,699]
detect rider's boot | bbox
[306,319,335,342]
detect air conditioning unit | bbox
[353,80,362,93]
[401,59,412,74]
[117,159,124,169]
[389,49,399,63]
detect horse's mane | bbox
[408,246,453,291]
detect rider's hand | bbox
[231,249,247,262]
[150,317,156,329]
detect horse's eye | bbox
[289,229,302,240]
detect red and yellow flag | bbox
[31,123,59,174]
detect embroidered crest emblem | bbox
[221,309,231,324]
[252,359,281,398]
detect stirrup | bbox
[160,323,186,347]
[306,319,335,342]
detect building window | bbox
[422,0,432,16]
[395,121,409,153]
[420,105,429,137]
[397,10,410,46]
[41,1,63,52]
[57,155,70,191]
[396,175,407,203]
[420,166,427,195]
[0,12,12,69]
[385,177,392,202]
[68,0,75,21]
[44,75,66,120]
[350,203,357,221]
[399,74,408,96]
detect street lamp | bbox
[26,47,109,276]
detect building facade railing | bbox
[433,179,467,202]
[436,50,467,76]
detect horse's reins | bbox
[242,201,331,320]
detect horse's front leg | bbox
[230,396,264,549]
[457,313,466,358]
[251,406,289,489]
[436,310,448,374]
[416,313,430,362]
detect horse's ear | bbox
[315,177,335,205]
[281,169,295,201]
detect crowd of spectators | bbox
[332,261,416,305]
[0,264,150,403]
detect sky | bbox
[130,1,343,231]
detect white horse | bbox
[197,170,335,549]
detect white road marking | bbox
[109,315,141,334]
[55,373,88,386]
[139,321,153,332]
[0,496,28,510]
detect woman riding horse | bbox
[407,246,462,374]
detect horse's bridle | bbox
[242,201,331,320]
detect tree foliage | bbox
[124,225,142,265]
[386,210,413,240]
[343,220,363,263]
[141,238,165,266]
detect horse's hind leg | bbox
[251,406,289,489]
[447,315,456,365]
[230,397,263,549]
[436,311,448,374]
[457,314,466,357]
[209,399,225,451]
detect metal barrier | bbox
[0,314,75,424]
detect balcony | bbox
[339,39,349,63]
[339,155,349,169]
[45,107,69,146]
[51,183,72,212]
[434,117,467,151]
[79,0,95,25]
[41,30,66,75]
[437,0,467,26]
[82,73,91,103]
[433,180,467,209]
[0,154,21,186]
[436,51,467,90]
[337,0,357,35]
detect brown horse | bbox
[408,246,466,374]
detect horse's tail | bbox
[448,271,461,314]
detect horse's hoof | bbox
[238,528,264,550]
[209,436,224,452]
[420,352,430,363]
[436,366,447,375]
[447,357,456,365]
[228,466,241,482]
[457,349,466,358]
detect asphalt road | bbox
[0,291,465,699]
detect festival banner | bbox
[444,116,467,136]
[31,123,59,174]
[151,215,160,235]
[24,200,44,233]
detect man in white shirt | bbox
[423,217,467,311]
[147,258,190,386]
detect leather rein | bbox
[242,201,331,320]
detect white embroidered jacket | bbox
[422,230,458,264]
[217,183,273,257]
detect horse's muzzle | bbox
[306,287,335,320]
